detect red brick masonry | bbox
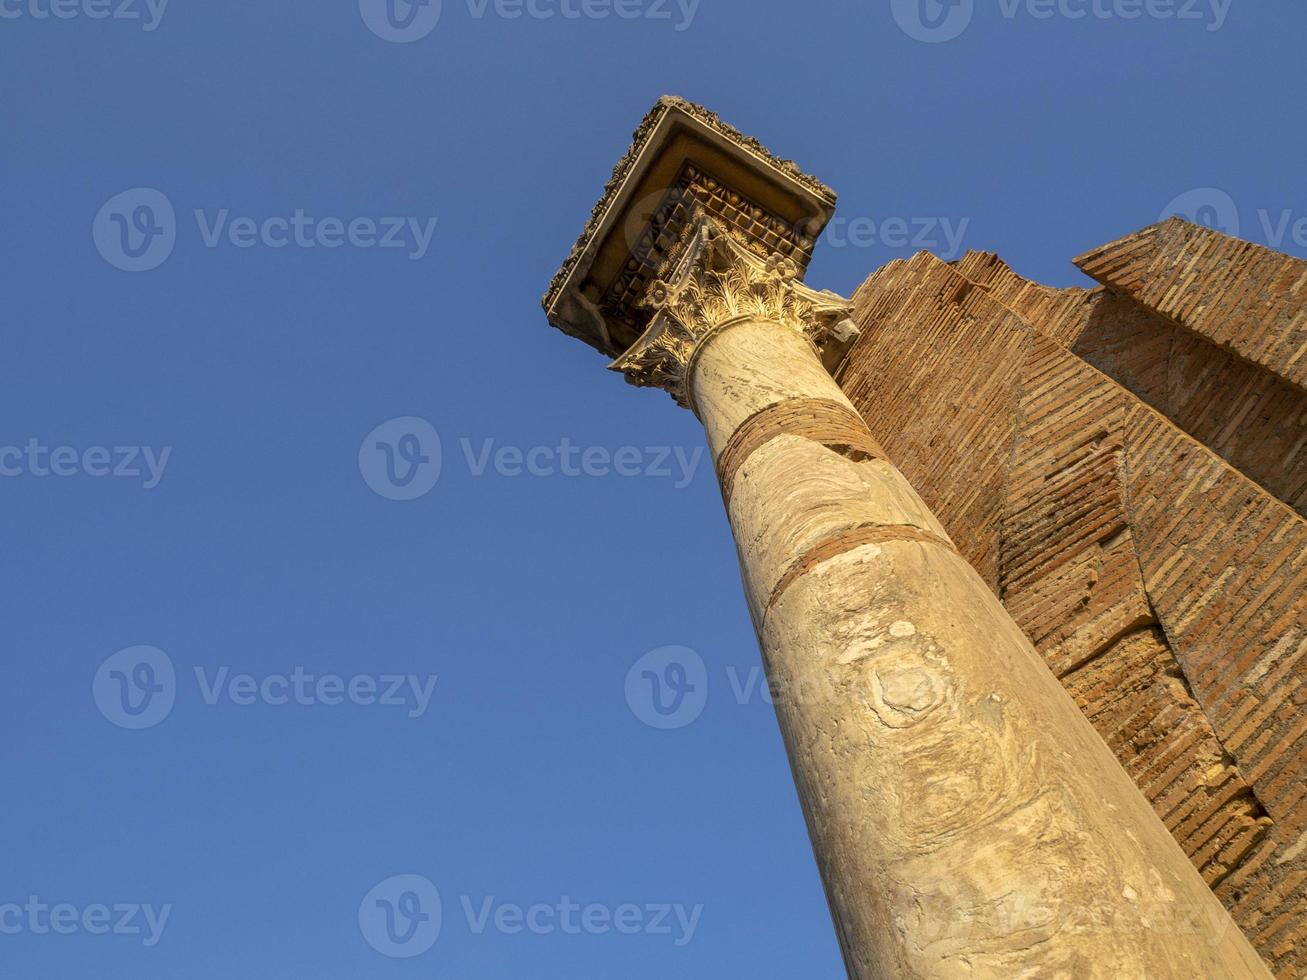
[840,222,1307,977]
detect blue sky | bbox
[1,1,1304,976]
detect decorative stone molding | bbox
[542,97,835,327]
[596,162,816,341]
[541,97,838,359]
[609,220,858,408]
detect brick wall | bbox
[839,232,1307,977]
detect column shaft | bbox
[691,317,1271,979]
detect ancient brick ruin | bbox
[843,223,1306,976]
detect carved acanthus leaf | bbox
[610,221,855,407]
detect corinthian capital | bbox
[609,221,856,407]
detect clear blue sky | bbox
[2,2,1304,977]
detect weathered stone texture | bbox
[842,238,1307,978]
[705,311,1269,978]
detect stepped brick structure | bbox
[545,97,1303,977]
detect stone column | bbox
[612,221,1271,979]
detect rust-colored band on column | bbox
[715,398,889,506]
[766,523,960,616]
